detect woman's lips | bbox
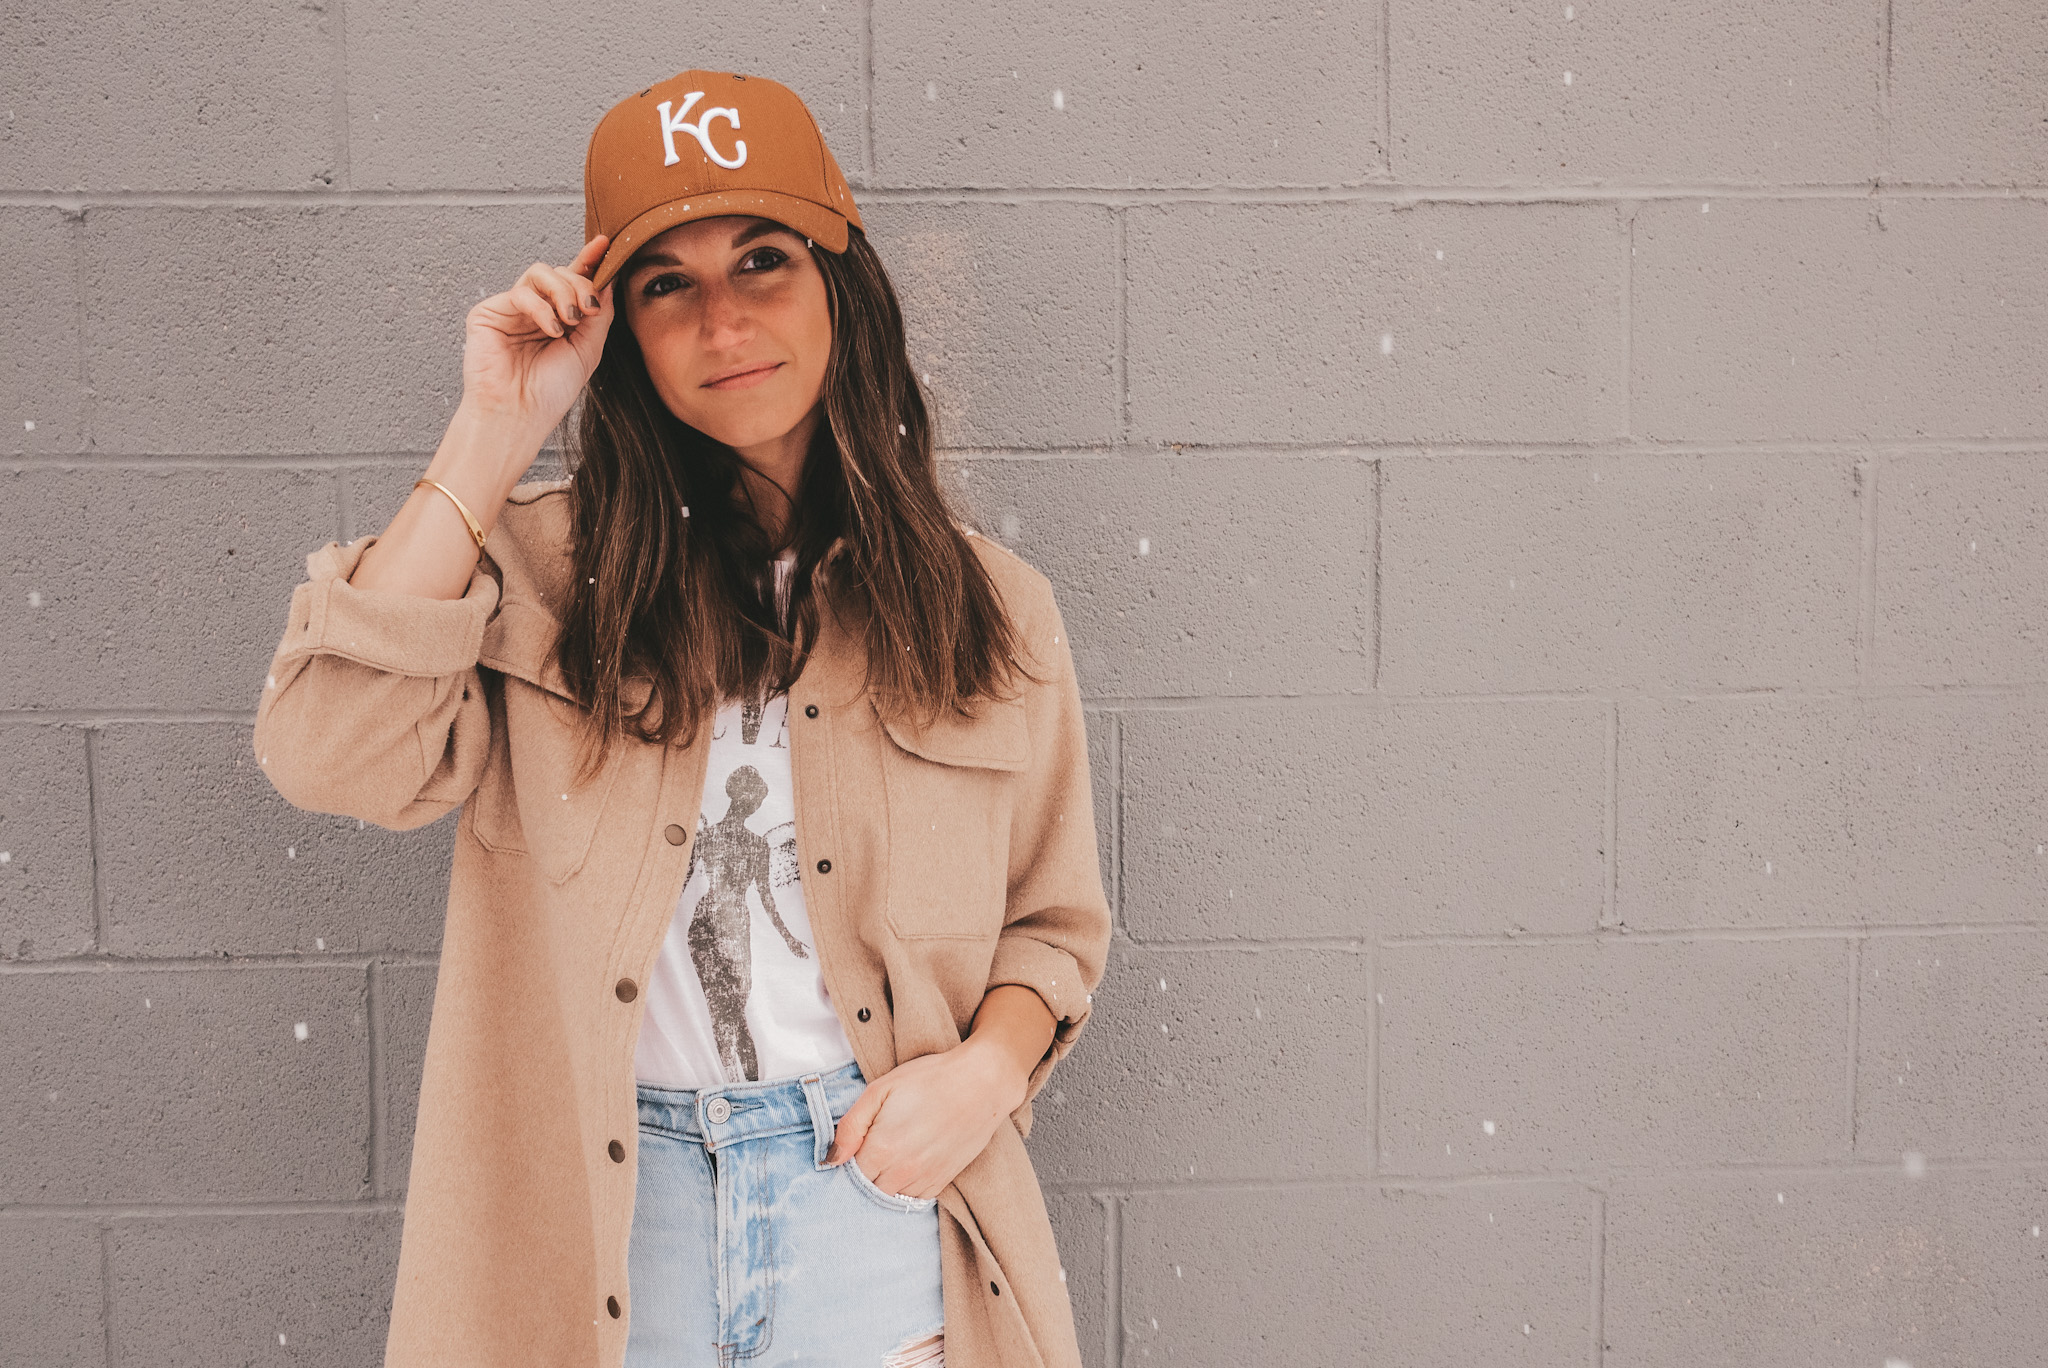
[702,362,783,391]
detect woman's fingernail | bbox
[824,1144,842,1165]
[587,295,601,309]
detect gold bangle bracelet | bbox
[413,477,488,551]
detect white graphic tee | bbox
[633,552,859,1090]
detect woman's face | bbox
[616,215,834,453]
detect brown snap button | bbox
[816,859,831,873]
[664,823,687,845]
[990,1281,1000,1296]
[609,1139,625,1162]
[858,1007,871,1022]
[804,704,818,718]
[615,978,638,1003]
[607,1295,621,1318]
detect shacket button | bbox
[804,704,818,718]
[608,1139,625,1162]
[615,978,638,1003]
[664,823,687,845]
[705,1096,732,1124]
[858,1007,871,1022]
[607,1295,621,1319]
[816,859,831,873]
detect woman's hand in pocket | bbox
[825,1038,1027,1201]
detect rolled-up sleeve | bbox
[988,584,1113,1125]
[252,535,500,830]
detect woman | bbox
[253,69,1111,1368]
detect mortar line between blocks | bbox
[1846,936,1863,1154]
[1110,713,1124,935]
[1370,457,1383,690]
[1604,701,1619,929]
[84,725,106,951]
[368,959,384,1197]
[1379,0,1392,174]
[861,0,875,180]
[1879,0,1894,182]
[1858,457,1879,684]
[1114,208,1129,443]
[99,1220,115,1368]
[1623,206,1635,439]
[329,0,352,190]
[1366,945,1380,1178]
[73,205,93,453]
[1106,1193,1124,1368]
[1590,1187,1607,1366]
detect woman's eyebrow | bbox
[729,220,795,249]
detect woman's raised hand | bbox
[458,233,618,443]
[345,235,619,600]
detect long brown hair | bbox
[552,223,1046,785]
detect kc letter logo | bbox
[657,92,746,169]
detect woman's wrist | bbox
[434,398,554,502]
[960,984,1057,1114]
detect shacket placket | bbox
[594,596,901,1361]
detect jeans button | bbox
[705,1096,732,1124]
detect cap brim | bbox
[590,189,852,291]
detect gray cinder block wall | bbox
[4,3,2046,1365]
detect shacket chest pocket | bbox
[871,692,1030,940]
[464,601,621,884]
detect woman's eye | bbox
[741,247,788,272]
[643,272,685,298]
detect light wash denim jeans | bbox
[625,1057,946,1367]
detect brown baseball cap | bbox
[582,69,863,291]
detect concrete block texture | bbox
[2,207,83,456]
[342,0,864,191]
[0,966,370,1203]
[1127,201,1628,446]
[1020,944,1368,1186]
[376,960,437,1198]
[1380,451,1863,693]
[0,725,96,960]
[1122,699,1607,941]
[84,204,585,455]
[0,1217,105,1368]
[1037,1192,1109,1368]
[861,202,1119,448]
[1877,451,2048,685]
[872,0,1381,188]
[950,453,1371,698]
[1891,0,2048,184]
[1379,938,1852,1176]
[1,468,337,711]
[1121,1183,1597,1366]
[8,1,2048,1362]
[0,0,338,192]
[1391,0,1882,185]
[95,724,456,956]
[1857,931,2048,1161]
[1633,197,2048,441]
[1620,694,2048,930]
[1605,1171,2048,1366]
[108,1212,403,1368]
